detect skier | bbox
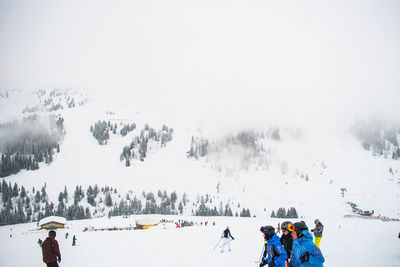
[65,232,69,239]
[259,225,287,267]
[72,235,77,246]
[289,222,324,267]
[38,238,43,247]
[280,221,293,265]
[277,223,281,234]
[311,219,324,248]
[220,226,234,252]
[42,230,61,267]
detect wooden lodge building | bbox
[39,216,67,230]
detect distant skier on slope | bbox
[72,235,77,246]
[311,219,324,248]
[259,225,287,267]
[280,221,293,265]
[289,222,324,267]
[220,226,234,252]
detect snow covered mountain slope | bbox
[1,88,399,221]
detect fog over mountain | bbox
[1,0,400,130]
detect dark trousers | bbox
[46,262,59,267]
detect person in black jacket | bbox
[280,221,293,264]
[220,226,235,252]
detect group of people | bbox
[217,219,324,267]
[39,220,323,267]
[259,219,325,267]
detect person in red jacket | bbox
[41,230,61,267]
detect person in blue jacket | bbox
[289,222,325,267]
[259,225,287,267]
[72,235,77,246]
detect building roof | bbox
[39,216,67,226]
[136,217,160,226]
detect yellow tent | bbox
[135,217,160,229]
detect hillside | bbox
[1,88,399,225]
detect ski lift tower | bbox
[340,188,347,198]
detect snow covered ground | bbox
[0,215,399,267]
[1,89,400,266]
[1,0,400,265]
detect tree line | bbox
[0,181,252,226]
[270,207,299,219]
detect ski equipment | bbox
[213,238,222,250]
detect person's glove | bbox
[58,256,61,263]
[300,253,310,263]
[232,237,235,240]
[259,260,267,267]
[269,260,275,267]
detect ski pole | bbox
[220,238,234,249]
[259,242,265,261]
[213,238,222,250]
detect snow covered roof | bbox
[39,216,67,226]
[135,217,160,226]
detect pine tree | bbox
[105,193,113,207]
[63,186,68,202]
[41,186,47,202]
[171,191,177,204]
[12,183,19,197]
[178,202,183,214]
[35,191,41,203]
[20,186,26,198]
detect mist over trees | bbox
[187,128,281,171]
[20,88,88,114]
[351,120,400,159]
[0,115,64,177]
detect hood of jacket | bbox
[267,233,281,245]
[301,230,313,240]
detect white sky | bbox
[0,0,399,128]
